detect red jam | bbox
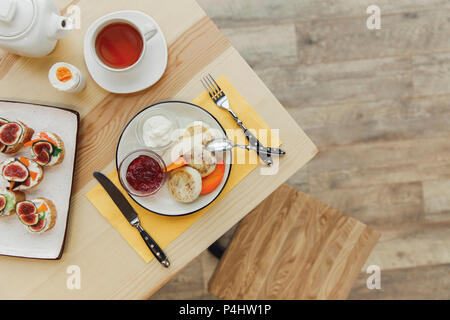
[126,155,164,193]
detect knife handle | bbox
[228,110,273,165]
[243,128,273,165]
[259,147,286,155]
[136,224,170,268]
[245,145,286,155]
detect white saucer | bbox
[83,11,168,94]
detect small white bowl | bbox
[135,107,180,153]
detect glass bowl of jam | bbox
[119,150,167,197]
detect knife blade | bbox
[93,172,170,268]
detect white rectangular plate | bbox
[0,101,78,260]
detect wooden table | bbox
[0,0,317,299]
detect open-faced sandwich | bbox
[165,122,226,204]
[0,157,44,191]
[0,188,25,217]
[25,132,65,167]
[177,122,218,146]
[16,198,57,233]
[0,118,34,154]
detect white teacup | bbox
[90,17,158,72]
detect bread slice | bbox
[0,157,44,191]
[49,132,65,166]
[178,122,217,146]
[184,146,217,178]
[3,121,34,155]
[36,198,57,232]
[168,166,202,203]
[0,189,25,217]
[16,198,57,233]
[29,132,65,166]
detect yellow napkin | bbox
[86,76,281,263]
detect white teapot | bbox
[0,0,72,57]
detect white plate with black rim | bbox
[116,101,232,216]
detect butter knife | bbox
[93,172,170,268]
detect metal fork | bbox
[201,74,279,166]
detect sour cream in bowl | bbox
[136,108,179,152]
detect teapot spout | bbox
[48,13,73,40]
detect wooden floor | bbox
[152,0,450,300]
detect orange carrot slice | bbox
[19,157,30,167]
[39,132,57,146]
[29,171,38,181]
[24,139,40,147]
[166,157,187,172]
[24,133,57,147]
[9,181,15,190]
[200,162,225,195]
[37,203,48,213]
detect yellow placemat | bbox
[86,76,281,263]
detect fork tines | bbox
[201,74,224,101]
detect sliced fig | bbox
[0,195,6,212]
[29,219,46,233]
[16,201,37,216]
[35,149,51,166]
[2,161,29,182]
[31,141,54,158]
[0,122,23,146]
[19,213,39,226]
[21,178,31,188]
[0,119,9,153]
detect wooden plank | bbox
[150,251,218,300]
[364,222,450,270]
[221,24,297,69]
[308,136,450,192]
[287,168,309,193]
[197,0,450,26]
[413,53,450,97]
[310,182,423,227]
[310,160,450,193]
[287,95,450,147]
[296,10,450,65]
[423,180,450,214]
[309,136,450,173]
[257,56,412,108]
[150,252,210,300]
[208,184,380,300]
[349,263,450,300]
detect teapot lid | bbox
[0,0,35,38]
